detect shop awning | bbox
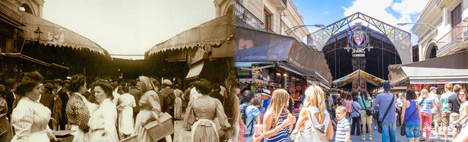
[186,62,204,80]
[1,53,70,70]
[146,15,235,58]
[21,13,109,56]
[333,69,386,87]
[388,51,468,86]
[235,27,333,86]
[278,63,329,85]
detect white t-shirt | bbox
[429,92,440,113]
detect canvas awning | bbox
[21,13,109,56]
[388,51,468,86]
[1,53,69,70]
[146,14,235,58]
[235,27,333,86]
[333,69,386,87]
[186,61,204,80]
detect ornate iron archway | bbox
[307,12,412,64]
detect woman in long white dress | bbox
[118,86,136,137]
[87,81,119,142]
[11,78,56,141]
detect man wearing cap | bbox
[260,90,271,110]
[373,82,396,142]
[159,79,175,117]
[429,86,441,138]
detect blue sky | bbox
[292,0,430,45]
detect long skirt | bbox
[192,119,219,142]
[119,107,134,135]
[71,125,90,142]
[134,110,154,142]
[11,130,48,142]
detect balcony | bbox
[436,18,468,56]
[235,1,264,30]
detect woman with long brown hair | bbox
[294,85,333,141]
[262,89,295,142]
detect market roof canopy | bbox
[146,14,235,57]
[388,51,468,86]
[235,27,333,85]
[21,13,109,56]
[333,69,386,87]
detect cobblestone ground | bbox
[174,120,192,142]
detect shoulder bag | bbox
[362,97,375,115]
[378,95,395,133]
[400,98,424,136]
[290,109,328,142]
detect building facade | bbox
[413,0,468,61]
[235,0,310,41]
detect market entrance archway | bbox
[307,12,411,90]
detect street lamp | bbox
[397,22,436,30]
[286,24,325,35]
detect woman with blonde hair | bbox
[294,85,333,141]
[263,89,296,142]
[416,89,434,142]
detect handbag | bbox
[290,109,328,142]
[400,98,424,136]
[378,95,395,133]
[362,97,374,115]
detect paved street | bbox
[174,113,457,142]
[333,123,456,142]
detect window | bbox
[264,10,271,32]
[451,4,462,39]
[451,4,462,28]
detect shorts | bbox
[360,110,373,125]
[405,122,420,140]
[441,110,451,127]
[432,113,441,124]
[450,113,460,128]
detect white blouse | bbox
[11,97,52,142]
[88,98,118,141]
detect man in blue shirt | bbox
[373,82,396,142]
[260,90,271,110]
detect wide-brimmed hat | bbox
[260,90,271,97]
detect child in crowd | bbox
[335,106,351,142]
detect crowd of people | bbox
[0,71,241,142]
[235,82,468,142]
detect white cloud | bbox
[342,0,429,44]
[343,0,428,30]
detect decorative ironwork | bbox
[307,12,412,64]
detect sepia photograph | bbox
[2,0,468,142]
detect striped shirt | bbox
[335,118,350,142]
